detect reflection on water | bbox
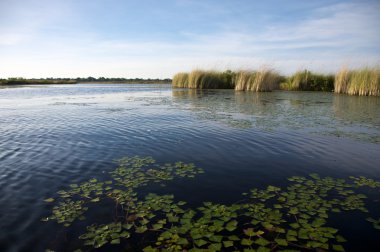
[172,89,380,142]
[333,94,380,127]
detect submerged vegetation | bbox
[172,67,380,96]
[43,156,380,251]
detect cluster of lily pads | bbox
[43,156,380,251]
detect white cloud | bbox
[0,1,379,78]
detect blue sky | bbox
[0,0,379,78]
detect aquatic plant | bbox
[334,67,351,94]
[280,70,334,91]
[234,70,256,91]
[172,69,280,90]
[43,156,380,251]
[187,70,233,89]
[334,67,380,96]
[172,72,189,88]
[172,67,380,95]
[234,69,282,91]
[366,217,380,230]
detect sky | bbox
[0,0,379,78]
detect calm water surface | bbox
[0,84,379,251]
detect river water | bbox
[0,84,379,251]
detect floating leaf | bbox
[241,238,253,246]
[244,228,255,237]
[226,220,238,231]
[90,197,100,202]
[208,243,222,251]
[275,238,288,246]
[223,240,234,248]
[194,239,207,247]
[336,235,347,243]
[332,244,345,251]
[136,226,148,233]
[254,237,270,246]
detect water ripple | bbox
[0,85,379,251]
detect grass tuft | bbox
[335,67,380,96]
[173,70,234,89]
[172,72,189,88]
[234,69,281,91]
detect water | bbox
[0,84,379,251]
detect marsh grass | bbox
[172,69,280,91]
[335,67,380,96]
[172,70,235,89]
[255,69,282,91]
[280,70,334,91]
[188,70,234,89]
[172,72,189,88]
[173,67,379,96]
[234,71,255,91]
[334,67,350,94]
[231,69,282,91]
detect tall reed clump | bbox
[172,72,189,88]
[234,69,281,91]
[172,70,235,89]
[334,67,350,94]
[335,67,380,96]
[234,71,255,91]
[280,70,334,91]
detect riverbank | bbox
[0,78,77,85]
[0,77,172,85]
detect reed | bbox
[280,70,334,91]
[234,71,255,91]
[334,67,380,96]
[172,72,189,88]
[334,67,350,94]
[172,67,380,96]
[349,68,380,96]
[188,70,233,89]
[234,69,281,91]
[172,69,280,91]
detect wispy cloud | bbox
[0,1,379,78]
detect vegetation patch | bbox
[172,67,380,96]
[280,70,334,91]
[172,70,235,89]
[43,156,380,251]
[234,69,282,91]
[334,67,380,96]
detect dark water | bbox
[0,84,379,251]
